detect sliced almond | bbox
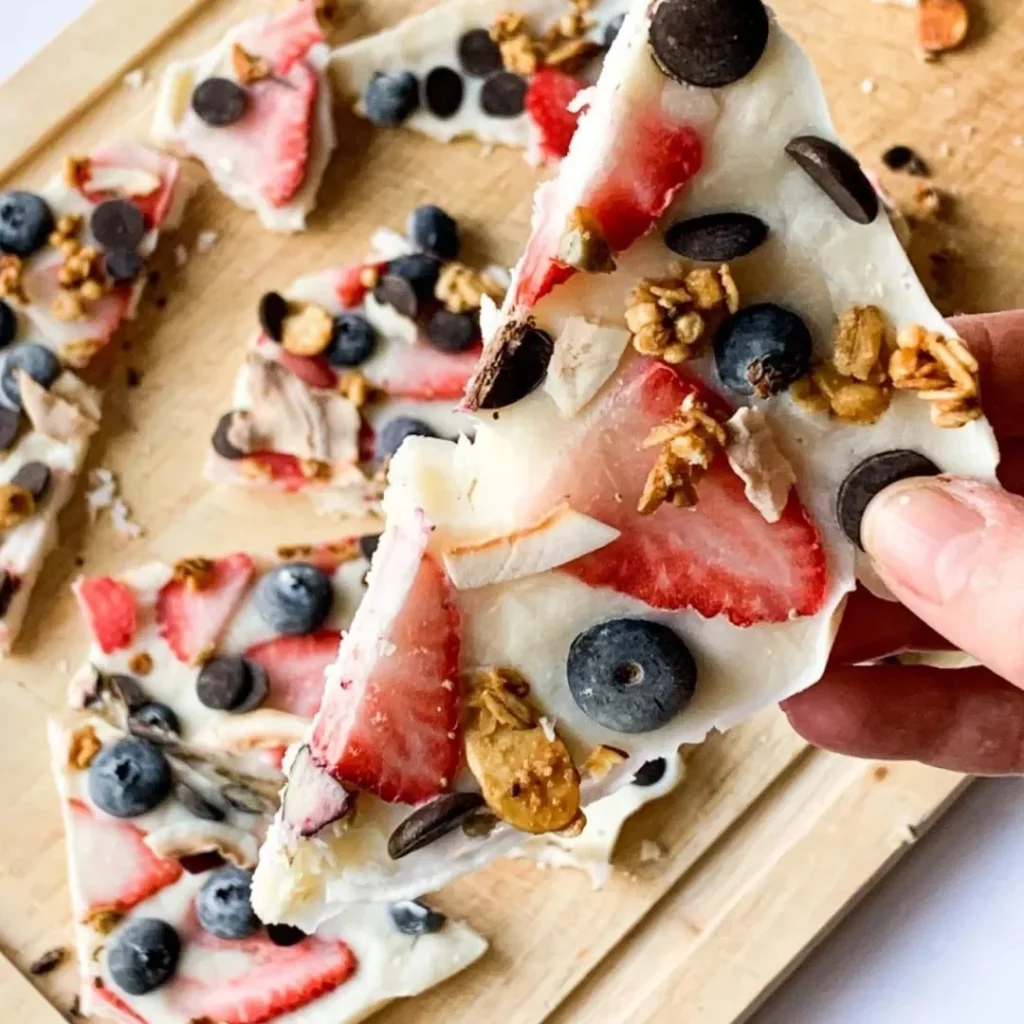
[192,709,308,753]
[143,821,260,868]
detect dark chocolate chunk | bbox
[0,569,17,617]
[464,320,553,410]
[0,407,20,452]
[882,145,929,176]
[603,12,626,47]
[0,299,15,347]
[633,758,668,787]
[105,249,145,283]
[196,656,255,711]
[425,308,479,353]
[480,71,528,117]
[29,947,67,976]
[266,923,308,947]
[90,200,146,253]
[175,781,226,822]
[785,136,879,225]
[649,0,769,88]
[388,791,486,859]
[837,450,940,548]
[108,673,147,709]
[373,274,420,319]
[359,534,379,562]
[665,211,768,262]
[424,66,465,119]
[457,28,503,77]
[11,461,50,501]
[211,412,246,460]
[192,77,248,127]
[259,291,289,342]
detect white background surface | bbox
[2,3,1023,1022]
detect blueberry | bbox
[375,416,436,461]
[603,12,626,47]
[407,205,460,260]
[88,737,172,817]
[364,70,420,127]
[386,253,442,303]
[0,300,16,348]
[359,534,379,562]
[388,899,447,935]
[196,867,260,940]
[254,562,334,635]
[713,303,812,398]
[632,758,667,787]
[326,313,377,367]
[129,702,181,737]
[0,191,54,257]
[566,619,697,733]
[0,342,62,411]
[108,918,180,995]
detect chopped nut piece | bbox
[558,206,616,274]
[68,724,102,770]
[833,305,888,381]
[435,262,504,314]
[52,290,85,322]
[491,12,542,73]
[281,303,334,357]
[172,557,216,591]
[62,338,102,365]
[0,484,35,528]
[581,744,628,780]
[0,254,27,304]
[83,908,122,934]
[544,36,600,70]
[63,155,88,189]
[336,369,372,408]
[358,265,380,289]
[129,652,154,676]
[231,43,272,84]
[463,668,583,835]
[909,183,948,220]
[800,363,892,425]
[889,324,980,426]
[49,213,83,250]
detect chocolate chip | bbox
[785,136,879,225]
[29,948,67,976]
[0,300,17,347]
[388,791,486,859]
[126,367,142,388]
[424,66,464,119]
[179,851,228,874]
[192,77,248,127]
[425,308,479,353]
[90,200,146,253]
[11,461,50,501]
[480,71,528,117]
[837,450,940,548]
[196,656,255,711]
[175,781,226,822]
[233,660,268,713]
[664,211,769,261]
[457,28,503,77]
[259,291,289,342]
[882,145,929,176]
[108,673,147,709]
[211,412,246,460]
[0,570,18,617]
[105,249,145,283]
[649,0,769,88]
[0,407,19,451]
[373,274,420,319]
[266,924,308,947]
[359,534,379,562]
[464,320,553,410]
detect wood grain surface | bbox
[1,0,1020,1021]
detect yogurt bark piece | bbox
[153,0,335,232]
[205,208,503,516]
[253,0,999,919]
[0,140,187,654]
[52,541,486,1024]
[330,0,629,163]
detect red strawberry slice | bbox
[67,799,182,915]
[74,576,137,654]
[157,553,255,664]
[173,931,356,1024]
[278,349,338,389]
[550,357,827,625]
[246,452,314,492]
[75,141,182,228]
[93,983,148,1024]
[244,0,325,75]
[245,629,342,719]
[364,339,481,400]
[331,261,384,309]
[311,519,461,804]
[526,68,587,163]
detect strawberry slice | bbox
[245,629,342,719]
[243,0,326,75]
[331,261,385,309]
[551,357,827,625]
[363,339,481,400]
[277,349,338,389]
[526,68,587,163]
[93,984,148,1024]
[311,519,461,804]
[74,576,138,654]
[157,553,255,664]
[246,452,314,492]
[67,799,182,915]
[75,141,182,228]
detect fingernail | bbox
[862,478,986,604]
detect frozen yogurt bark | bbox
[330,0,629,163]
[0,140,186,654]
[51,541,486,1023]
[206,206,503,516]
[253,0,999,920]
[152,0,335,232]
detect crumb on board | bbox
[85,468,143,540]
[195,230,220,253]
[122,68,146,89]
[860,78,877,94]
[638,839,665,863]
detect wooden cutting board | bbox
[1,0,1020,1021]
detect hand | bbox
[782,310,1024,774]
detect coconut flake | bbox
[723,407,796,524]
[543,317,630,418]
[369,227,416,260]
[282,745,353,838]
[85,468,143,539]
[85,166,161,197]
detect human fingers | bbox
[828,587,950,666]
[951,310,1024,438]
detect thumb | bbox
[863,475,1024,687]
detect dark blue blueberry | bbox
[88,738,172,818]
[566,618,697,733]
[196,867,260,940]
[375,416,436,461]
[603,12,626,47]
[108,918,180,995]
[0,342,62,411]
[254,562,334,635]
[388,899,447,935]
[326,313,377,367]
[408,204,460,260]
[713,303,812,398]
[129,702,181,737]
[0,300,16,348]
[386,253,442,303]
[364,70,420,127]
[359,534,380,562]
[632,758,667,787]
[0,191,54,257]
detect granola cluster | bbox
[335,369,372,408]
[626,264,739,365]
[67,724,102,770]
[171,557,218,591]
[638,393,727,515]
[890,323,981,426]
[0,254,27,304]
[0,483,35,529]
[491,0,598,75]
[435,261,504,314]
[231,43,272,85]
[281,303,335,357]
[49,214,113,322]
